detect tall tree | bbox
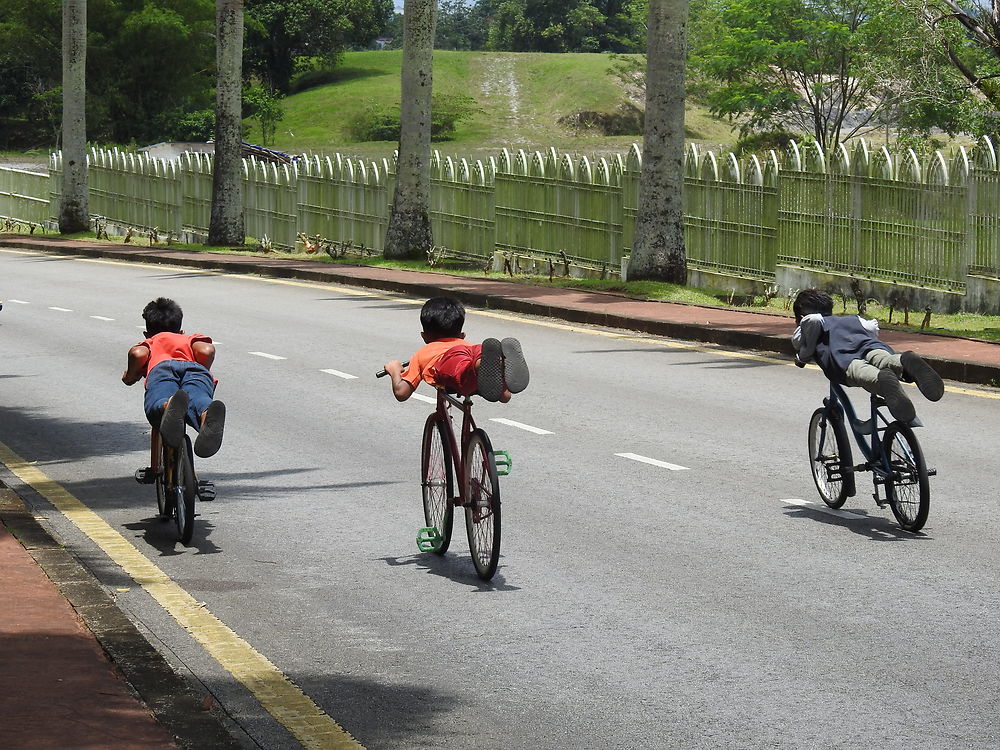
[628,0,687,283]
[208,0,245,246]
[384,0,436,260]
[59,0,89,234]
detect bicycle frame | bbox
[823,381,919,492]
[434,389,477,506]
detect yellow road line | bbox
[3,246,997,399]
[0,440,364,750]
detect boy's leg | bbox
[178,364,226,458]
[900,351,944,401]
[847,359,915,423]
[501,338,529,393]
[157,390,189,448]
[476,339,504,402]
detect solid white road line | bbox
[490,417,553,435]
[249,351,286,360]
[411,392,437,404]
[320,368,358,380]
[49,306,73,312]
[780,498,866,519]
[615,452,690,471]
[90,315,115,321]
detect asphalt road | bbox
[2,247,999,750]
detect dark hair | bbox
[142,297,183,335]
[793,288,833,321]
[420,297,465,339]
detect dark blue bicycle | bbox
[808,381,933,532]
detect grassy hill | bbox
[252,50,738,161]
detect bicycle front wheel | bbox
[174,437,197,545]
[463,429,501,580]
[421,415,454,554]
[883,423,930,532]
[808,408,854,508]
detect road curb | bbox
[0,481,244,750]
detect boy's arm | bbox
[192,340,216,369]
[383,360,415,402]
[122,344,150,385]
[793,314,823,364]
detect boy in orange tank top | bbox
[382,297,529,403]
[122,297,226,459]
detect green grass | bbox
[253,50,738,160]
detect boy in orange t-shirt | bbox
[122,297,226,459]
[382,297,529,403]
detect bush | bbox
[734,130,798,156]
[167,109,215,142]
[346,94,477,142]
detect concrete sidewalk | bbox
[4,233,1000,385]
[2,233,999,750]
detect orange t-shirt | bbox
[400,338,467,388]
[138,332,213,379]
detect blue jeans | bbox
[144,361,215,431]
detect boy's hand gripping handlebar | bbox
[375,361,409,378]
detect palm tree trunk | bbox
[384,0,437,259]
[627,0,688,283]
[59,0,89,234]
[208,0,245,246]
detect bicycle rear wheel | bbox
[808,407,854,508]
[155,441,172,520]
[883,423,930,532]
[463,429,501,580]
[174,437,197,545]
[421,415,454,554]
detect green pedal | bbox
[416,526,443,552]
[494,450,512,476]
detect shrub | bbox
[346,94,478,142]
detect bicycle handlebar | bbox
[375,361,409,378]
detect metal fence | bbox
[8,138,1000,292]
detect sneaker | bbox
[901,351,944,402]
[159,390,189,448]
[477,338,504,402]
[501,338,529,393]
[877,370,916,423]
[194,400,226,458]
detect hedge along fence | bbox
[12,137,1000,295]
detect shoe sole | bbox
[501,338,529,393]
[194,401,226,458]
[878,370,916,423]
[159,390,189,448]
[477,339,503,402]
[901,351,944,402]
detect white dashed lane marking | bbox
[490,418,553,435]
[8,299,29,304]
[320,368,357,380]
[249,351,286,360]
[615,453,690,471]
[781,498,866,519]
[90,315,114,321]
[49,306,73,312]
[411,393,437,405]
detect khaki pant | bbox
[845,349,903,394]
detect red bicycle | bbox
[378,366,510,580]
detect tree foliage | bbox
[245,0,393,93]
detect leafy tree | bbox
[384,0,436,260]
[485,0,644,52]
[435,0,489,49]
[244,81,284,145]
[628,0,687,283]
[245,0,393,92]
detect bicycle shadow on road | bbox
[379,552,521,591]
[782,501,933,542]
[123,515,224,556]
